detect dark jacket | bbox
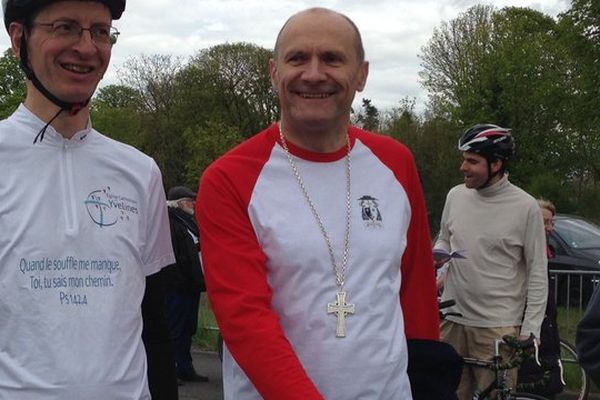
[162,207,205,293]
[407,339,461,400]
[577,283,600,387]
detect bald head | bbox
[273,7,365,64]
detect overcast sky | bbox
[0,0,571,112]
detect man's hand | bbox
[519,334,541,345]
[434,256,450,269]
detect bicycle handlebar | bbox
[438,298,463,320]
[438,299,456,310]
[501,333,535,350]
[501,333,541,367]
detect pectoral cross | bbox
[327,291,355,338]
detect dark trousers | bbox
[165,290,201,376]
[142,275,179,400]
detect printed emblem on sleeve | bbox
[85,186,139,227]
[358,195,383,228]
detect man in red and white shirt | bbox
[198,7,441,400]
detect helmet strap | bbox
[18,34,90,144]
[478,158,502,189]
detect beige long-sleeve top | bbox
[435,175,548,338]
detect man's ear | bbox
[490,158,503,175]
[355,61,369,92]
[268,58,278,91]
[8,22,25,60]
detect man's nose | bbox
[301,58,326,81]
[72,28,97,53]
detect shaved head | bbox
[273,7,365,63]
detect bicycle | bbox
[462,334,549,400]
[438,301,547,399]
[517,338,589,400]
[557,339,589,400]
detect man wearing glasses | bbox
[0,1,175,399]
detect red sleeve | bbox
[398,156,440,340]
[196,131,323,400]
[355,129,440,340]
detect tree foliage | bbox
[382,98,461,230]
[180,42,279,136]
[91,84,143,147]
[419,5,496,123]
[418,2,600,223]
[354,98,380,132]
[0,48,25,119]
[92,44,277,189]
[182,120,245,187]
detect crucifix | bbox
[327,291,355,338]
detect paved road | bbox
[179,349,223,400]
[180,349,598,400]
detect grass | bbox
[557,306,599,394]
[558,306,583,344]
[193,294,220,351]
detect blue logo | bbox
[85,188,118,227]
[85,186,139,227]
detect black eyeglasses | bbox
[30,20,120,46]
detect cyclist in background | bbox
[434,123,548,399]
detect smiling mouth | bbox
[62,63,93,74]
[296,92,332,99]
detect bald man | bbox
[197,8,441,400]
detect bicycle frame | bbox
[463,338,546,400]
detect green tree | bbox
[383,98,462,232]
[0,48,25,119]
[487,7,569,185]
[91,84,143,147]
[354,98,380,131]
[94,84,141,109]
[418,5,573,189]
[419,4,496,124]
[180,42,279,136]
[117,54,188,188]
[555,0,600,193]
[113,45,277,188]
[172,43,279,185]
[563,0,600,50]
[183,119,245,187]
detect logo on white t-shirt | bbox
[358,195,383,228]
[84,186,139,227]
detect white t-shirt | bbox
[0,105,175,399]
[199,125,439,400]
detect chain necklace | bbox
[278,123,355,338]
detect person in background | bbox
[0,1,175,398]
[165,186,208,383]
[576,216,600,387]
[434,123,548,399]
[517,199,563,399]
[197,7,445,400]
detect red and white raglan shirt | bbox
[198,124,439,400]
[0,105,175,399]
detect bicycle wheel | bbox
[511,393,550,400]
[560,339,589,400]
